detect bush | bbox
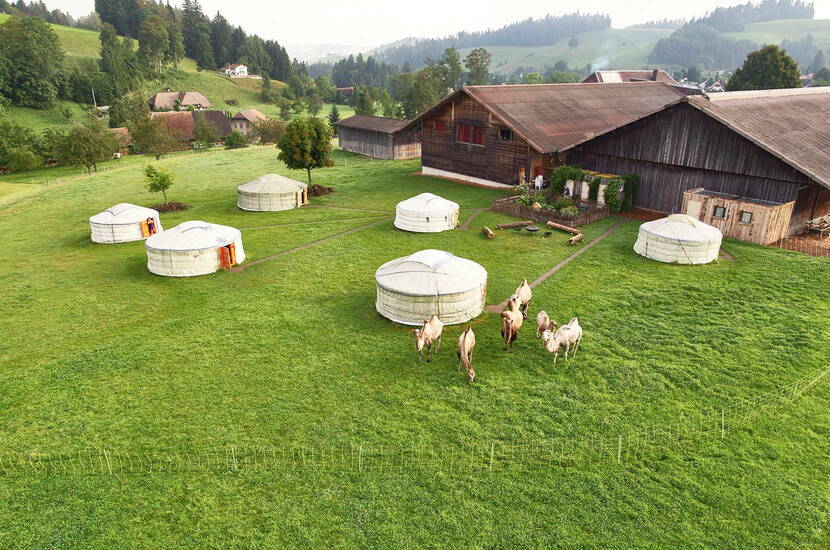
[224,130,249,149]
[550,165,584,196]
[587,176,600,202]
[604,178,623,213]
[559,205,580,219]
[622,174,640,211]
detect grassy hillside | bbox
[726,19,830,52]
[0,147,828,546]
[0,13,354,131]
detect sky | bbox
[49,0,830,51]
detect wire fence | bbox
[1,366,827,476]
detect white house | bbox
[221,63,248,78]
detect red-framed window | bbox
[456,124,484,145]
[434,120,447,133]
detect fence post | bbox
[721,409,725,438]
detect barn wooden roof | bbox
[682,87,830,189]
[406,82,688,153]
[335,114,411,134]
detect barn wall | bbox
[338,127,394,159]
[421,93,531,185]
[568,102,821,233]
[392,129,422,159]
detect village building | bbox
[583,69,678,85]
[220,63,248,78]
[149,91,212,111]
[335,115,421,160]
[231,109,267,137]
[150,111,232,142]
[568,87,830,236]
[405,82,690,188]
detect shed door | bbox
[686,201,702,220]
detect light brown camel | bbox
[456,326,476,382]
[413,314,444,362]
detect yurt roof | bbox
[89,203,159,225]
[375,249,487,296]
[237,174,307,194]
[396,193,459,214]
[639,214,722,243]
[145,221,241,252]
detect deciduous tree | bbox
[727,44,801,91]
[192,112,219,146]
[0,16,64,108]
[144,164,174,203]
[465,48,492,86]
[131,117,179,160]
[277,115,333,186]
[253,117,286,143]
[58,119,119,173]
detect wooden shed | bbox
[335,115,420,160]
[682,189,794,245]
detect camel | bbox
[501,296,523,352]
[413,315,443,362]
[541,317,583,366]
[456,326,476,382]
[515,278,532,318]
[535,311,558,338]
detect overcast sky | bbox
[50,0,830,50]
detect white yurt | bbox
[237,174,308,212]
[145,221,245,277]
[89,203,162,244]
[394,193,460,233]
[375,249,487,325]
[634,214,723,265]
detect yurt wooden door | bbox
[141,217,159,238]
[219,243,237,269]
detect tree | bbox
[210,12,233,68]
[138,15,169,74]
[354,87,374,115]
[0,113,42,173]
[279,101,291,121]
[523,72,544,84]
[58,119,118,173]
[166,19,185,69]
[727,44,801,91]
[99,24,141,96]
[465,48,492,86]
[224,130,249,149]
[327,105,340,134]
[192,112,219,145]
[811,67,830,87]
[686,66,703,82]
[131,117,179,160]
[277,116,333,186]
[109,92,150,128]
[306,92,323,116]
[568,35,579,48]
[144,164,174,203]
[194,31,216,71]
[253,117,286,143]
[0,16,64,108]
[441,47,462,91]
[807,50,826,75]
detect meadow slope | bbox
[0,147,829,547]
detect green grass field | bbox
[0,146,828,546]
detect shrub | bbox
[622,174,640,211]
[550,165,584,195]
[587,176,601,202]
[604,178,623,213]
[224,130,249,149]
[559,205,580,219]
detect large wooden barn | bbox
[335,115,421,160]
[404,82,690,187]
[569,87,830,235]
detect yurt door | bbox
[219,243,237,269]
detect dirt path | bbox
[230,217,391,273]
[460,208,487,230]
[485,220,624,312]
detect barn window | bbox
[456,124,485,146]
[713,206,726,219]
[434,120,446,133]
[499,128,513,141]
[739,211,753,224]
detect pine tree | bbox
[210,12,233,68]
[194,31,215,71]
[138,15,169,74]
[327,104,340,133]
[166,19,185,69]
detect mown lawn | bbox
[0,147,829,547]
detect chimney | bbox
[652,69,659,81]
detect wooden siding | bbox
[338,127,420,160]
[420,94,531,185]
[568,102,824,233]
[682,189,794,245]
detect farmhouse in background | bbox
[569,87,830,236]
[335,115,421,160]
[405,82,690,187]
[220,63,248,78]
[583,69,679,85]
[150,111,232,142]
[231,109,267,137]
[149,91,212,111]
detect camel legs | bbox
[572,336,582,358]
[434,335,441,355]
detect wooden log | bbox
[481,226,495,239]
[568,233,584,245]
[546,220,581,235]
[495,221,532,230]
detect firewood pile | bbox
[807,215,830,237]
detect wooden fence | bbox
[491,196,611,228]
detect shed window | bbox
[499,128,513,141]
[456,124,485,146]
[434,120,446,133]
[739,211,753,224]
[713,206,726,219]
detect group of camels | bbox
[411,279,584,382]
